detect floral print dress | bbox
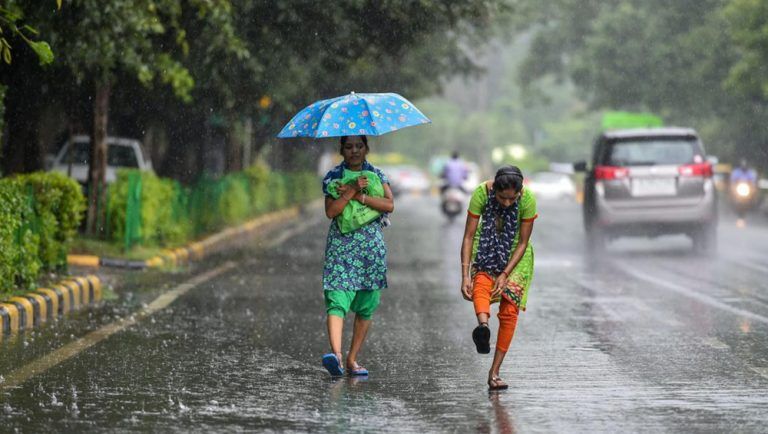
[322,161,389,291]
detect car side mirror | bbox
[573,161,588,172]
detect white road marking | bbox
[731,259,768,275]
[612,262,768,325]
[701,337,729,350]
[0,214,321,391]
[0,262,237,391]
[263,218,318,248]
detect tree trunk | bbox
[2,82,41,174]
[86,81,111,236]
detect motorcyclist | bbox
[729,158,759,225]
[441,151,469,193]
[730,158,757,184]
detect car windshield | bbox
[606,139,698,166]
[65,142,139,168]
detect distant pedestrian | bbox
[320,135,395,377]
[459,166,537,390]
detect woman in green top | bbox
[460,166,538,390]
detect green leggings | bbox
[324,290,381,320]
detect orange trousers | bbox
[472,272,520,353]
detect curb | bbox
[67,206,302,270]
[0,275,102,339]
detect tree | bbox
[41,0,243,235]
[2,0,513,190]
[516,0,768,168]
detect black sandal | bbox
[472,323,491,354]
[488,375,509,390]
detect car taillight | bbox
[594,166,629,180]
[678,163,712,177]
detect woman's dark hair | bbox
[493,165,524,192]
[339,135,369,154]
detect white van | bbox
[49,135,153,184]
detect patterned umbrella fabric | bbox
[277,92,431,138]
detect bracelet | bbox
[362,194,367,205]
[499,270,508,278]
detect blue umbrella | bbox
[277,92,431,138]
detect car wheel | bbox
[692,224,717,255]
[586,230,607,254]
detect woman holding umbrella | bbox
[321,135,394,376]
[278,92,430,377]
[460,166,537,390]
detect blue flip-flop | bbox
[322,353,344,376]
[348,363,369,376]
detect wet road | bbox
[2,195,768,432]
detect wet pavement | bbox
[2,195,768,432]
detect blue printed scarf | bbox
[474,188,519,275]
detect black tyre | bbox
[586,230,607,254]
[692,223,717,255]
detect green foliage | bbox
[724,0,768,99]
[244,161,271,215]
[0,180,29,293]
[218,174,251,226]
[0,172,84,294]
[109,169,188,248]
[20,172,86,271]
[386,38,600,171]
[0,1,57,66]
[516,0,768,168]
[107,165,318,251]
[267,174,287,211]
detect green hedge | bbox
[108,170,190,248]
[0,172,85,294]
[108,164,319,250]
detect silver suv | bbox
[577,127,717,253]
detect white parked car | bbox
[49,135,153,184]
[525,171,577,200]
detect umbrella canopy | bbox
[277,92,431,138]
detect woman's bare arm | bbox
[492,220,534,296]
[460,213,479,300]
[353,184,394,213]
[325,184,356,219]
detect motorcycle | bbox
[729,180,759,219]
[441,186,466,222]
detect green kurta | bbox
[468,182,538,310]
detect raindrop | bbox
[178,400,189,412]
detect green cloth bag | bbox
[327,169,384,234]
